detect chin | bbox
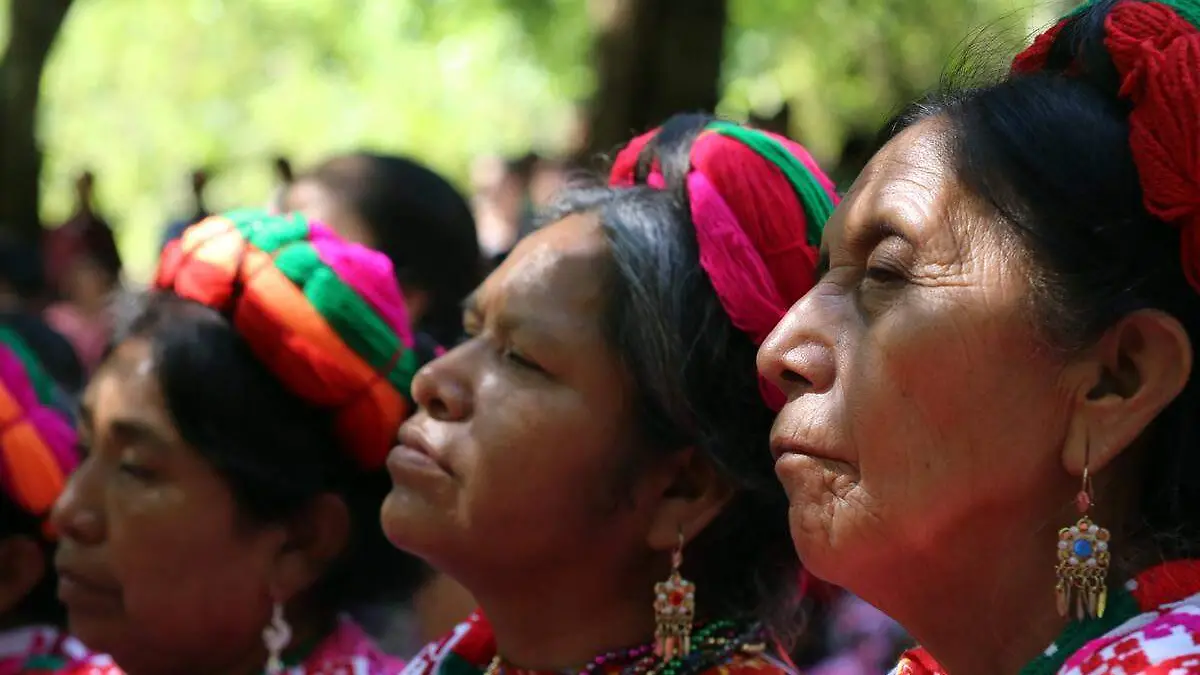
[786,505,852,587]
[380,488,450,558]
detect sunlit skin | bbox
[51,339,342,675]
[757,118,1191,674]
[382,213,732,670]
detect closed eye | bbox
[118,461,158,482]
[503,346,545,373]
[864,266,906,284]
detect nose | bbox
[410,347,474,422]
[49,459,105,546]
[757,295,837,399]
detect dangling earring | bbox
[654,528,695,660]
[1055,440,1111,620]
[263,600,293,675]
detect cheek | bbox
[107,484,272,652]
[464,376,633,542]
[856,296,1071,523]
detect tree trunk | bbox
[0,0,74,242]
[579,0,727,164]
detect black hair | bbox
[0,235,46,301]
[0,497,63,625]
[883,0,1200,558]
[110,292,427,612]
[304,153,482,346]
[539,114,801,643]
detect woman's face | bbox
[51,339,286,674]
[381,213,659,586]
[757,119,1079,598]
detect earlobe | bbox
[645,450,736,552]
[270,494,351,602]
[1062,309,1193,475]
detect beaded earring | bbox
[1055,440,1111,620]
[654,529,695,659]
[263,600,293,674]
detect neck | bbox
[896,557,1065,675]
[125,609,335,675]
[866,498,1088,675]
[467,559,660,670]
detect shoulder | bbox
[1060,591,1200,674]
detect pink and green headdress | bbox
[0,330,79,522]
[154,209,421,469]
[610,120,839,410]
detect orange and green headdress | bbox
[154,209,422,469]
[0,330,78,521]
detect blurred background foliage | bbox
[3,0,1072,278]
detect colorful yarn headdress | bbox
[155,209,421,469]
[0,331,79,521]
[610,119,839,410]
[1013,0,1200,291]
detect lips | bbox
[54,559,122,610]
[771,437,825,463]
[388,422,453,477]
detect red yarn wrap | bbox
[609,128,826,305]
[1011,18,1070,74]
[1104,1,1200,291]
[609,125,834,410]
[1013,1,1200,292]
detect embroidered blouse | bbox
[890,559,1200,675]
[0,626,90,675]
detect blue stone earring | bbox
[1055,441,1111,620]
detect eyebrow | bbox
[461,291,572,347]
[108,419,173,451]
[77,401,173,451]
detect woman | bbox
[757,1,1200,672]
[50,210,427,674]
[283,152,483,347]
[43,171,122,374]
[0,335,85,673]
[382,114,839,675]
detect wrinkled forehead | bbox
[474,213,611,332]
[829,118,999,251]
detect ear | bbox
[1062,309,1192,475]
[644,448,736,553]
[269,494,351,601]
[0,535,47,616]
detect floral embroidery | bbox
[889,561,1200,675]
[1062,594,1200,675]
